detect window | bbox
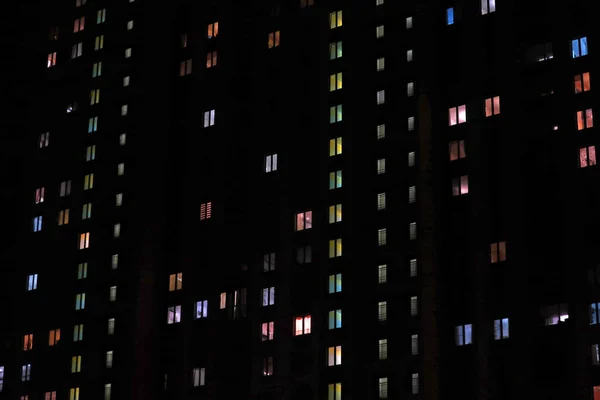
[265,153,278,172]
[449,105,467,125]
[111,254,119,270]
[97,8,106,23]
[71,356,82,373]
[26,274,38,291]
[296,246,312,264]
[117,163,125,176]
[192,367,206,386]
[577,109,594,130]
[33,216,43,232]
[328,309,342,329]
[79,232,90,249]
[70,388,80,400]
[23,334,33,351]
[262,287,275,306]
[192,300,207,319]
[47,52,57,68]
[377,124,386,139]
[407,82,415,97]
[92,62,102,77]
[268,31,281,48]
[410,296,418,316]
[180,59,193,76]
[330,72,343,91]
[200,202,212,220]
[60,180,72,197]
[328,383,342,400]
[121,105,128,116]
[125,19,133,29]
[580,146,597,168]
[571,36,588,59]
[494,318,509,339]
[378,339,388,360]
[407,49,413,62]
[94,35,104,50]
[592,344,599,365]
[409,186,416,203]
[88,117,98,133]
[71,42,83,58]
[120,133,127,145]
[377,193,386,210]
[220,293,227,309]
[452,175,469,196]
[378,301,387,321]
[125,48,132,58]
[328,274,342,293]
[329,170,342,189]
[591,302,600,325]
[411,334,419,355]
[167,306,182,324]
[75,293,86,310]
[74,16,85,32]
[376,90,385,105]
[73,324,84,342]
[329,204,342,223]
[412,373,420,395]
[408,151,415,167]
[294,315,311,335]
[262,356,274,376]
[207,22,219,38]
[541,303,569,325]
[481,0,496,14]
[377,158,386,174]
[261,321,275,341]
[449,140,466,161]
[123,76,130,87]
[295,211,313,231]
[82,203,92,219]
[58,209,70,225]
[86,145,96,161]
[406,16,413,29]
[378,229,387,247]
[49,329,60,346]
[379,377,388,399]
[330,105,343,123]
[329,10,342,28]
[329,41,343,60]
[169,273,183,291]
[116,194,123,207]
[39,132,50,148]
[378,264,387,283]
[408,116,415,131]
[108,318,115,335]
[328,346,342,366]
[21,364,31,381]
[45,392,57,400]
[329,137,342,156]
[203,110,215,127]
[455,324,473,346]
[490,241,507,263]
[75,0,87,5]
[329,238,342,258]
[206,51,218,68]
[77,262,87,280]
[261,252,276,272]
[410,258,418,277]
[377,58,385,71]
[574,72,591,93]
[300,0,314,7]
[109,286,117,301]
[447,7,455,24]
[409,222,417,240]
[376,25,384,38]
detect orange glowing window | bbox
[491,241,507,263]
[294,315,311,335]
[200,202,212,220]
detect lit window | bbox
[329,10,342,28]
[167,305,182,324]
[378,264,387,283]
[70,387,80,400]
[452,175,469,196]
[378,301,387,321]
[168,273,183,291]
[123,76,130,86]
[409,222,417,240]
[77,263,88,280]
[23,334,33,351]
[200,202,212,220]
[449,105,467,125]
[330,72,343,91]
[192,367,206,387]
[377,158,386,174]
[108,318,115,335]
[73,16,86,33]
[490,241,507,263]
[220,293,226,309]
[21,364,31,381]
[60,180,72,197]
[406,16,413,29]
[268,31,281,48]
[329,204,342,224]
[328,309,342,329]
[484,96,501,117]
[329,170,342,189]
[449,140,466,161]
[48,329,61,346]
[58,209,70,225]
[411,334,419,355]
[261,321,275,341]
[262,356,274,376]
[574,72,591,93]
[327,345,342,366]
[329,239,342,258]
[26,274,38,291]
[94,35,104,50]
[407,82,415,97]
[328,273,342,293]
[481,0,496,14]
[111,254,119,270]
[378,229,387,246]
[329,41,343,60]
[195,300,208,319]
[119,134,126,146]
[44,392,57,400]
[408,116,415,131]
[39,132,50,148]
[329,104,343,123]
[592,344,599,365]
[265,153,278,172]
[541,303,569,325]
[295,211,313,231]
[376,25,384,38]
[96,8,106,23]
[71,356,82,373]
[410,258,418,277]
[493,318,509,339]
[79,232,90,249]
[571,36,588,59]
[109,286,117,301]
[262,287,275,306]
[203,110,215,127]
[180,59,193,76]
[591,302,600,325]
[105,351,113,369]
[206,51,218,68]
[86,145,96,161]
[75,293,86,310]
[377,58,385,71]
[577,109,594,130]
[447,7,454,24]
[412,373,420,395]
[47,52,57,68]
[33,216,43,232]
[329,137,342,156]
[455,324,473,346]
[35,187,45,204]
[377,193,386,210]
[377,124,386,139]
[409,186,416,203]
[580,146,597,168]
[121,105,128,116]
[116,194,123,207]
[88,116,98,133]
[410,296,418,316]
[125,48,132,58]
[117,163,125,176]
[379,377,388,399]
[294,315,312,335]
[296,246,312,264]
[207,22,219,38]
[82,203,92,219]
[263,252,276,271]
[73,324,84,342]
[127,20,134,30]
[407,49,413,62]
[408,151,416,167]
[376,90,385,105]
[378,339,388,360]
[71,42,83,58]
[92,62,102,77]
[328,383,342,400]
